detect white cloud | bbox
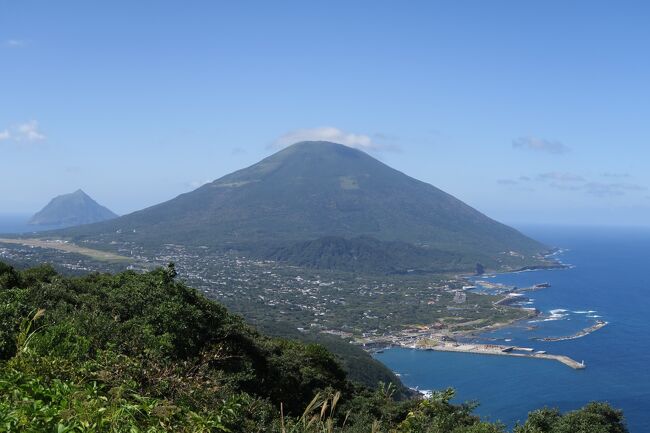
[498,170,648,198]
[537,172,587,192]
[273,126,396,152]
[187,179,211,189]
[495,177,536,191]
[5,39,26,48]
[584,182,647,197]
[0,120,47,147]
[601,172,631,179]
[15,120,46,142]
[512,136,569,154]
[536,172,585,183]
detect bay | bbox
[375,226,650,431]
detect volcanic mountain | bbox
[54,142,548,272]
[29,189,118,228]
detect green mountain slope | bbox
[264,236,470,274]
[55,142,547,270]
[28,189,118,227]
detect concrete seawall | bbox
[534,321,608,342]
[429,343,586,369]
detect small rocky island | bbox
[29,189,118,227]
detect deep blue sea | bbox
[375,226,650,432]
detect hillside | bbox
[28,189,117,227]
[53,142,548,272]
[264,236,469,274]
[0,262,628,432]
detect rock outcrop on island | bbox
[29,189,118,228]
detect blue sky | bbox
[2,1,649,225]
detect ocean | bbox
[375,226,650,432]
[0,214,63,234]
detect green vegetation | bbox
[265,236,471,274]
[255,320,410,398]
[51,141,550,273]
[0,261,627,432]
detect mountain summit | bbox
[57,142,547,271]
[29,189,118,227]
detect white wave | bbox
[544,309,569,321]
[412,388,432,398]
[542,316,566,322]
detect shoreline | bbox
[368,253,598,370]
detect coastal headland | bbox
[364,278,605,370]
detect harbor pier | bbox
[429,342,586,369]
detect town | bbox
[0,238,530,345]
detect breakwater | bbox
[427,342,586,369]
[533,321,608,342]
